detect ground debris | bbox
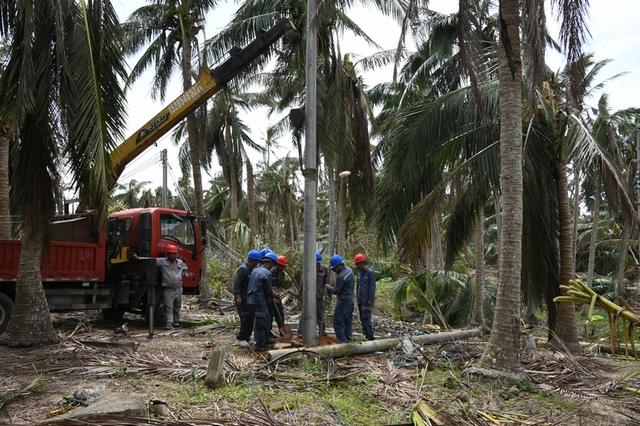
[46,409,286,426]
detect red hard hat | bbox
[353,253,367,264]
[276,255,288,267]
[167,245,178,254]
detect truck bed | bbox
[0,239,106,282]
[0,215,106,283]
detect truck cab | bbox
[108,208,206,290]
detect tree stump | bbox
[204,345,226,388]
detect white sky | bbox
[110,0,640,195]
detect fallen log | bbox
[580,341,639,357]
[267,328,481,360]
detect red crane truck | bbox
[0,19,296,335]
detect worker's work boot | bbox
[233,339,250,348]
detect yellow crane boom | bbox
[110,18,296,179]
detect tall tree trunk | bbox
[586,177,601,289]
[327,165,337,255]
[2,221,57,345]
[431,215,444,269]
[0,129,11,239]
[246,159,257,233]
[479,0,524,377]
[226,120,239,219]
[494,195,502,281]
[337,174,347,255]
[616,219,630,296]
[289,203,296,248]
[572,166,580,262]
[473,209,485,326]
[551,163,581,354]
[180,23,210,302]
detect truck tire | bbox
[0,293,14,334]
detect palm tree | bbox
[122,0,216,224]
[113,179,151,208]
[257,157,301,247]
[472,209,485,326]
[0,0,127,345]
[0,42,11,239]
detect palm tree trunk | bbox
[327,165,337,255]
[430,214,444,269]
[586,177,601,289]
[0,130,11,239]
[572,166,580,261]
[289,203,296,248]
[246,158,257,233]
[616,218,630,296]
[479,0,524,377]
[180,36,204,219]
[2,221,57,345]
[226,120,239,219]
[551,162,581,354]
[180,26,210,302]
[473,209,485,325]
[337,174,347,255]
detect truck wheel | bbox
[101,307,125,322]
[0,293,14,334]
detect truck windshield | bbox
[160,214,195,248]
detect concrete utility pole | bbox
[301,0,318,345]
[161,149,168,208]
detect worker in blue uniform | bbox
[233,250,262,347]
[246,251,277,351]
[326,255,354,343]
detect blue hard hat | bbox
[315,251,322,263]
[259,248,270,257]
[329,255,344,269]
[247,250,262,262]
[263,251,277,263]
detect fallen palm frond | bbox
[0,377,45,410]
[53,352,206,381]
[524,352,598,387]
[46,409,284,426]
[554,279,640,356]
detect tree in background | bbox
[0,0,127,345]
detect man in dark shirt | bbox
[233,250,262,347]
[326,255,354,343]
[354,253,376,340]
[246,252,277,351]
[315,252,329,336]
[269,255,288,336]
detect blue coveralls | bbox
[269,267,286,331]
[233,263,254,341]
[357,267,376,340]
[246,265,274,351]
[327,268,354,343]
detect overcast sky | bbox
[110,0,640,197]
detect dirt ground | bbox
[1,296,639,425]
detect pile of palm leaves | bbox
[0,377,45,410]
[555,279,639,356]
[393,270,494,328]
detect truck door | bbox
[158,213,199,288]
